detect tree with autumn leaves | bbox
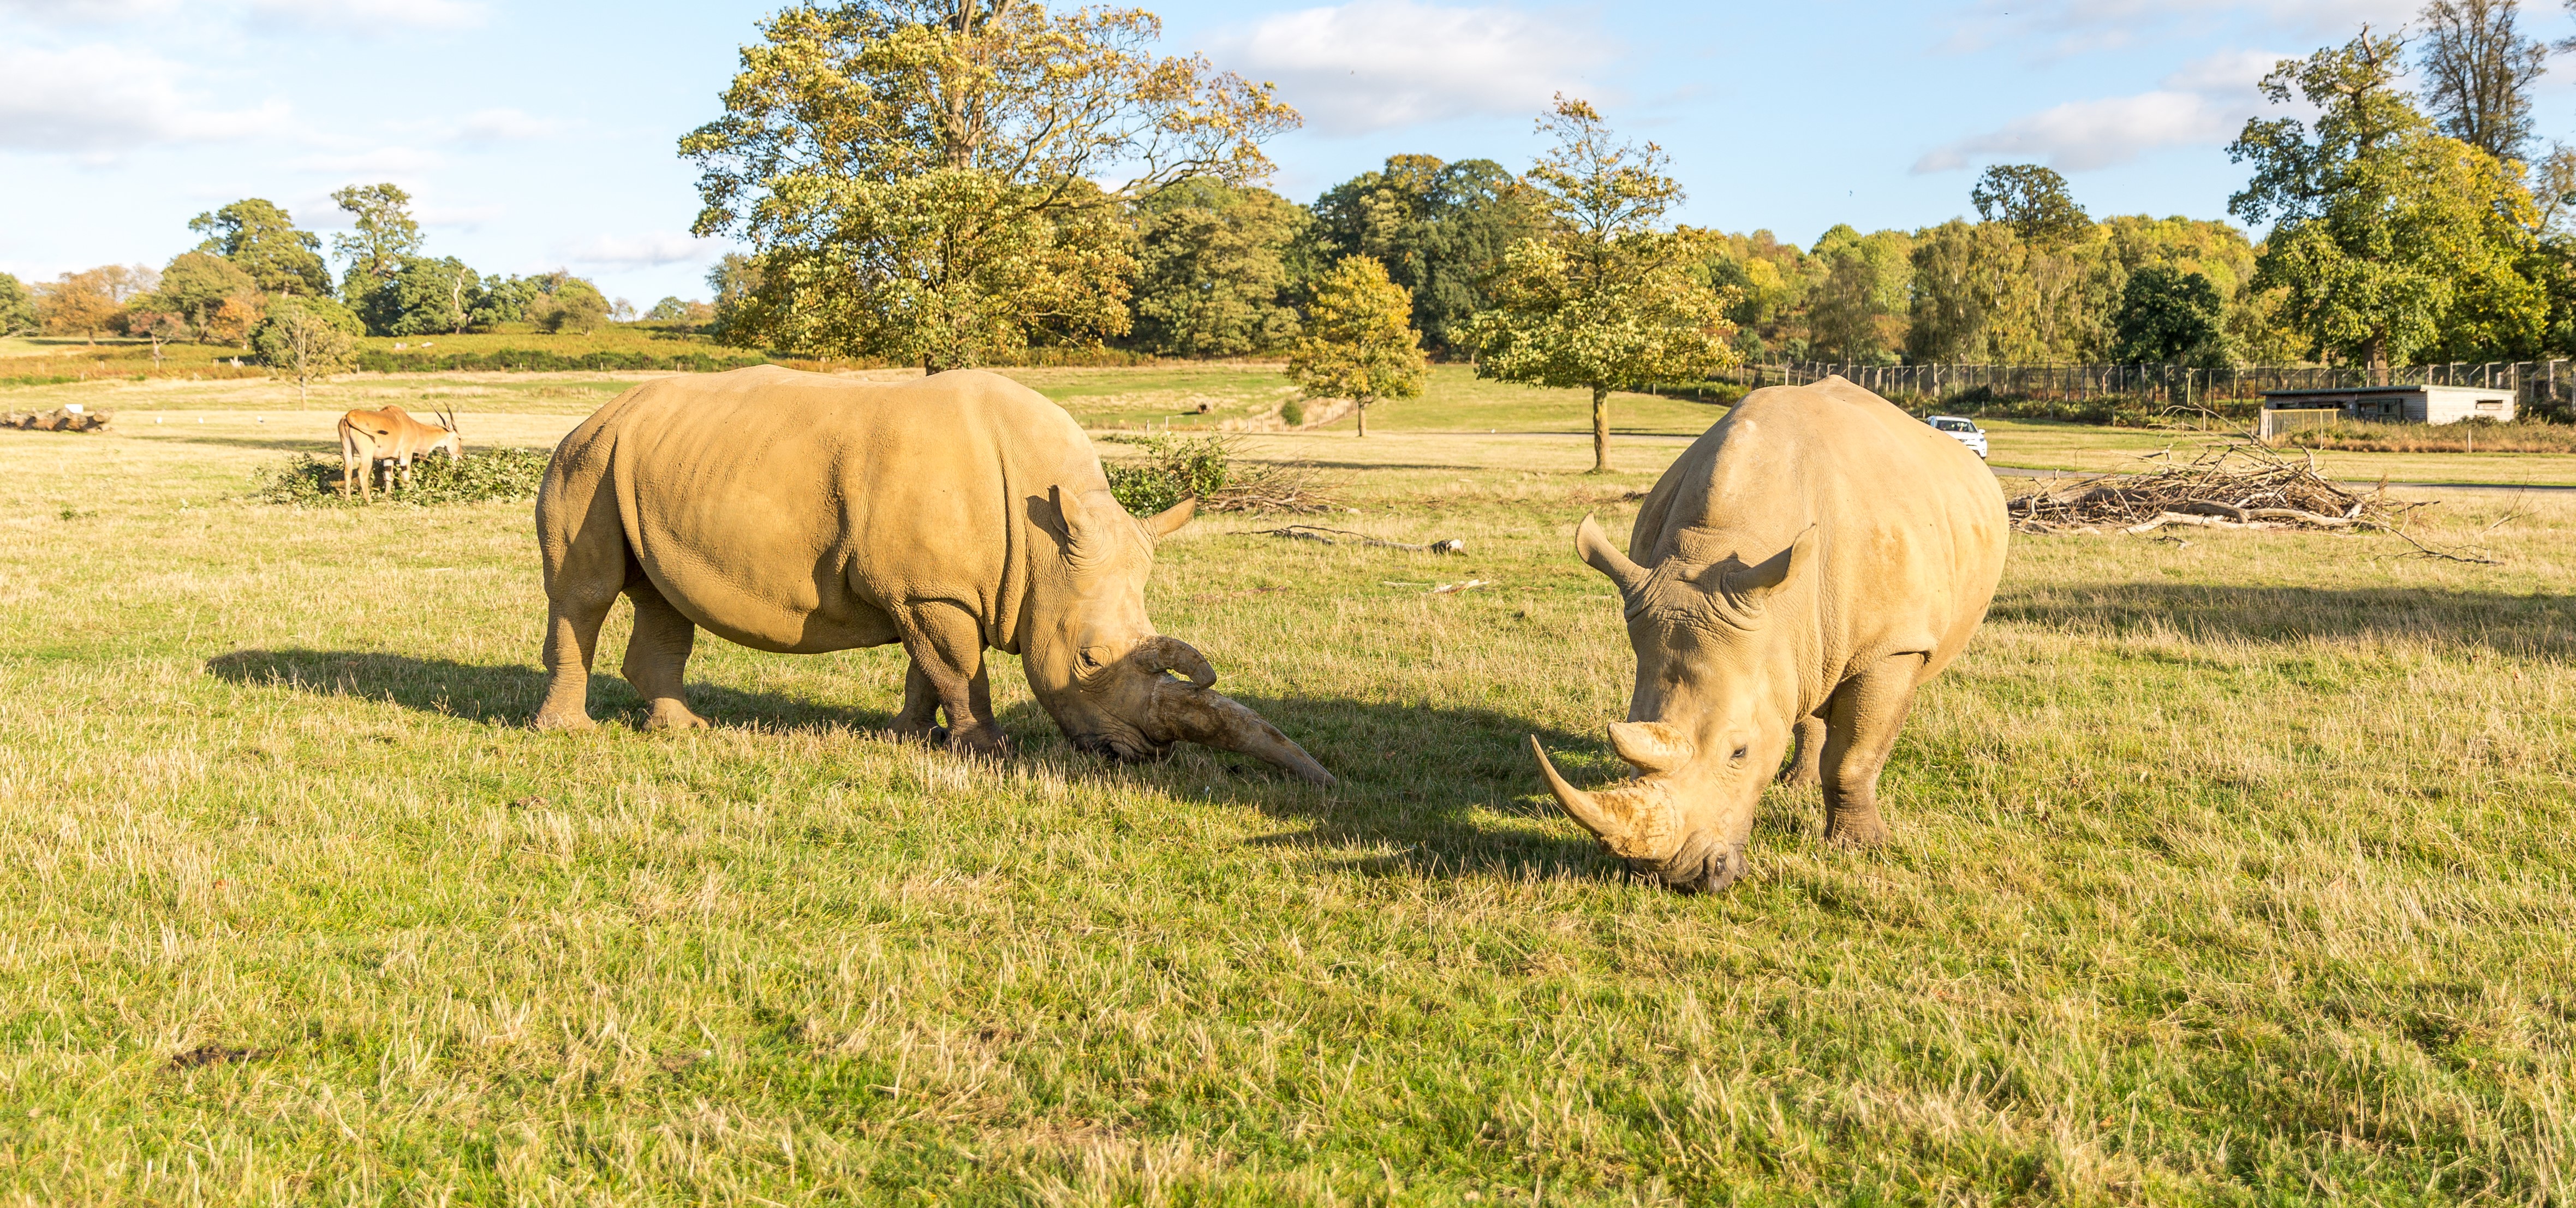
[681,0,1297,372]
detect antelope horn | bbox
[1129,634,1215,688]
[1529,736,1684,862]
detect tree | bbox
[34,266,150,342]
[205,295,265,347]
[0,272,34,335]
[2418,0,2547,163]
[129,311,186,368]
[681,1,1297,371]
[189,198,332,296]
[646,296,715,323]
[469,275,542,330]
[1971,164,2092,248]
[2110,265,2228,364]
[1286,256,1428,437]
[253,296,360,408]
[528,272,610,334]
[147,251,259,341]
[1130,179,1305,356]
[705,253,764,345]
[2231,28,2544,377]
[331,183,425,304]
[374,256,480,336]
[1307,156,1542,352]
[1463,97,1737,473]
[1805,225,1912,363]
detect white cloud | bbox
[452,107,562,142]
[1209,0,1615,136]
[0,0,181,20]
[1913,48,2291,174]
[247,0,485,34]
[0,43,287,154]
[560,232,724,270]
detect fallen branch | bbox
[1257,526,1464,554]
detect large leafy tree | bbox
[147,251,260,342]
[368,256,482,336]
[2109,265,2228,365]
[0,272,38,336]
[1464,97,1737,474]
[331,183,425,307]
[1307,155,1540,353]
[1129,179,1305,356]
[2231,28,2544,377]
[189,199,332,297]
[34,266,151,342]
[1971,164,2092,248]
[1805,225,1912,364]
[681,0,1296,371]
[1285,255,1427,437]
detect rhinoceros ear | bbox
[1052,485,1122,568]
[1576,513,1649,597]
[1142,496,1196,539]
[1718,526,1816,611]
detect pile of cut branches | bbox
[2009,443,2401,535]
[2007,439,2490,560]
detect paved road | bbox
[1987,463,2576,495]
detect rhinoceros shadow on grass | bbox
[201,647,1620,879]
[204,648,895,735]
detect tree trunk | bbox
[2369,335,2390,387]
[1356,397,1368,437]
[1590,384,1609,474]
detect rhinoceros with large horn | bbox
[530,365,1332,785]
[1533,376,2006,891]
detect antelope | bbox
[338,403,463,499]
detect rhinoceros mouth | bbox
[1632,830,1746,894]
[1070,730,1173,764]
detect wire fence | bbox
[1715,359,2576,418]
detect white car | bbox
[1926,415,1988,460]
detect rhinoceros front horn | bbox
[1530,736,1683,862]
[1135,639,1333,786]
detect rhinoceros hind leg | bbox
[622,580,709,731]
[889,659,943,741]
[534,590,614,732]
[1818,654,1924,846]
[1778,712,1827,787]
[896,603,1009,757]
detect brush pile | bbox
[3,407,112,432]
[1102,432,1339,515]
[2007,441,2419,536]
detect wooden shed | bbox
[2259,384,2514,425]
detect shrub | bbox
[1103,433,1230,516]
[1279,398,1305,427]
[258,446,552,506]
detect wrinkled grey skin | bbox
[1534,376,2008,891]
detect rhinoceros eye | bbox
[1078,646,1111,672]
[1731,744,1749,763]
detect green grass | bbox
[3,371,2574,1202]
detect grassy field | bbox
[3,370,2575,1202]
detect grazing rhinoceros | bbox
[530,365,1333,785]
[1533,376,2007,891]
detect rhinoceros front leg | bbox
[1817,653,1925,847]
[622,580,709,731]
[889,660,942,742]
[1778,712,1828,787]
[896,603,1009,757]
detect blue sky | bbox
[8,0,2576,306]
